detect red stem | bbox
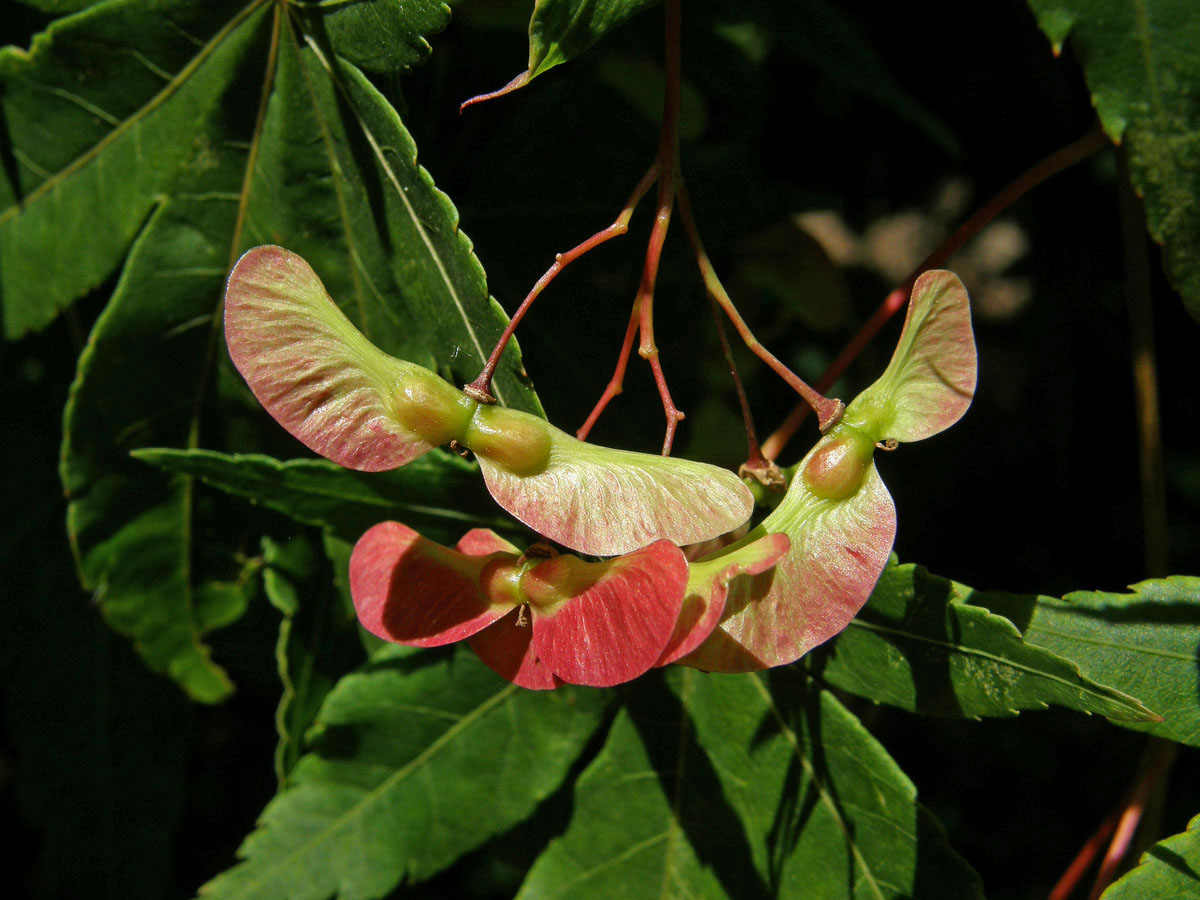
[706,290,765,467]
[576,300,642,441]
[761,122,1110,460]
[1086,741,1178,900]
[466,164,659,402]
[577,0,687,453]
[677,184,844,433]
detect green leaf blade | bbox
[201,647,610,900]
[975,576,1200,746]
[1101,813,1200,899]
[131,447,518,545]
[816,563,1158,723]
[518,670,984,900]
[0,0,269,337]
[528,0,661,79]
[1026,0,1200,319]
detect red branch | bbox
[762,122,1110,461]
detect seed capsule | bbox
[463,404,553,476]
[801,429,874,500]
[391,372,477,446]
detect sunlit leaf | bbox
[814,562,1158,722]
[1101,813,1200,899]
[517,669,984,900]
[200,646,611,900]
[975,576,1200,746]
[0,0,265,338]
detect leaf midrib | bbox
[0,0,270,227]
[750,676,886,900]
[846,608,1149,716]
[224,680,519,897]
[301,33,506,406]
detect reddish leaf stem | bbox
[466,164,659,402]
[761,122,1110,460]
[706,290,765,469]
[1047,798,1124,900]
[677,184,844,433]
[576,300,642,441]
[460,71,532,113]
[1086,740,1178,900]
[578,0,686,453]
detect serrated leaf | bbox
[262,532,361,784]
[974,576,1200,746]
[1101,813,1200,899]
[517,669,983,900]
[248,26,539,411]
[53,0,538,699]
[295,0,450,74]
[0,0,266,338]
[813,562,1158,722]
[1026,0,1200,319]
[131,448,516,546]
[529,0,660,79]
[463,0,660,104]
[200,646,611,900]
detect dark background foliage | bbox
[2,1,1197,898]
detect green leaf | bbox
[528,0,660,80]
[518,669,983,900]
[132,447,521,545]
[1026,0,1200,319]
[296,0,450,74]
[261,532,361,784]
[1101,813,1200,899]
[55,0,538,699]
[0,0,267,338]
[245,25,539,412]
[974,576,1200,747]
[814,563,1158,722]
[200,646,611,900]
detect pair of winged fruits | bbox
[224,246,976,689]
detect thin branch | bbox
[576,300,642,441]
[465,163,659,402]
[677,183,844,434]
[763,122,1110,460]
[1086,740,1178,900]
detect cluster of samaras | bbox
[224,246,976,689]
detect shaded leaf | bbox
[813,562,1158,722]
[974,576,1200,746]
[517,669,984,900]
[1026,0,1200,319]
[1101,813,1200,899]
[132,447,517,546]
[296,0,450,74]
[261,532,362,783]
[0,0,267,338]
[200,646,611,900]
[54,0,537,698]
